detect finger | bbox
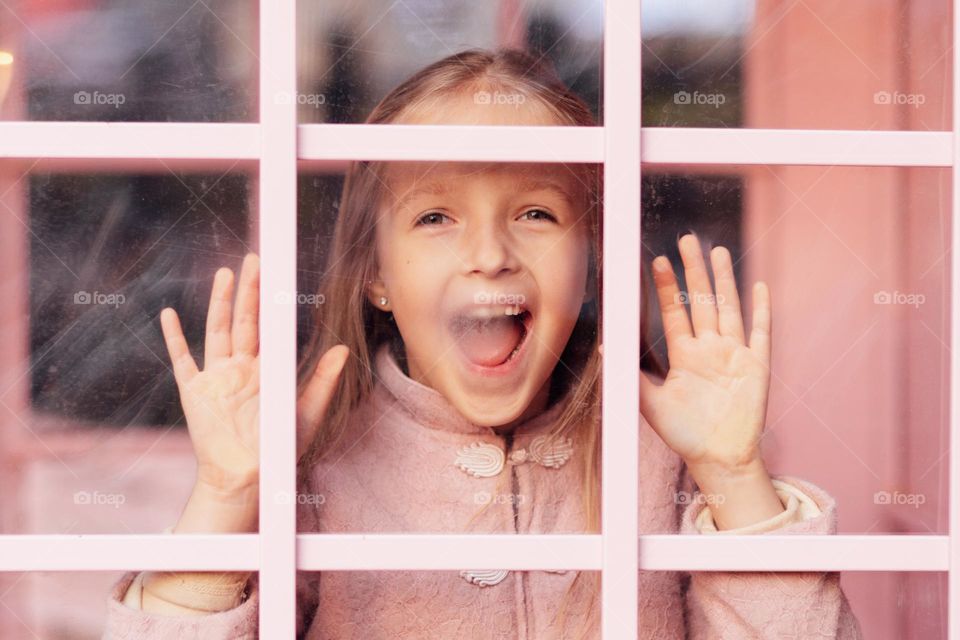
[204,267,235,365]
[232,253,260,357]
[709,246,746,344]
[748,281,772,370]
[296,345,350,457]
[160,307,199,383]
[651,254,693,354]
[678,233,718,336]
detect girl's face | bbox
[369,158,592,430]
[366,93,593,430]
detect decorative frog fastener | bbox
[454,435,573,478]
[459,569,509,587]
[458,568,569,588]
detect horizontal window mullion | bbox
[0,534,944,572]
[0,534,258,571]
[0,122,259,159]
[0,123,948,167]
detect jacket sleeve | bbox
[102,473,323,640]
[102,570,258,639]
[677,468,864,639]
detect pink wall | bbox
[746,1,952,637]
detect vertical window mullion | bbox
[259,1,299,636]
[950,0,959,635]
[602,0,642,637]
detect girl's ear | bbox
[365,278,391,310]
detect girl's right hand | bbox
[160,253,350,498]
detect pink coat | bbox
[103,342,863,639]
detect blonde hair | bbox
[296,47,666,639]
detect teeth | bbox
[460,304,525,319]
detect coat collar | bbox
[372,341,568,437]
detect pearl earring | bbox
[379,296,388,306]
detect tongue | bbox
[452,315,522,367]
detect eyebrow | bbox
[391,176,577,214]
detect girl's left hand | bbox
[639,233,772,474]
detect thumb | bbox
[296,345,350,459]
[638,369,662,435]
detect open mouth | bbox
[448,305,533,369]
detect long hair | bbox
[295,47,667,639]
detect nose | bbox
[462,219,519,277]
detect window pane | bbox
[0,1,257,122]
[644,570,941,640]
[297,161,601,534]
[296,0,602,124]
[297,570,600,638]
[642,0,951,130]
[0,163,258,534]
[642,164,950,534]
[0,571,259,638]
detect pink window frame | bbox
[0,0,956,637]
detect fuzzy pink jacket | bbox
[103,342,863,639]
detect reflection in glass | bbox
[0,167,254,538]
[297,570,600,638]
[642,0,951,130]
[0,1,257,122]
[297,0,602,124]
[642,165,949,536]
[0,571,259,638]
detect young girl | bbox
[104,49,863,639]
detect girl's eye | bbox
[521,208,557,222]
[415,211,450,226]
